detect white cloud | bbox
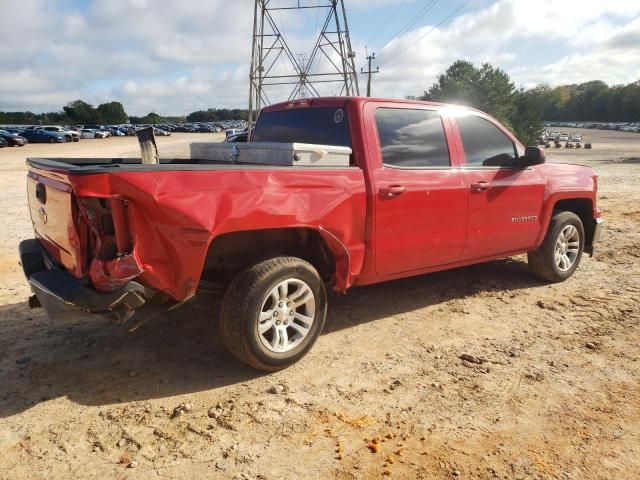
[371,0,640,97]
[0,0,639,115]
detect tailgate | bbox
[27,168,85,278]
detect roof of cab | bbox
[262,96,451,113]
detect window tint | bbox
[252,107,351,147]
[375,108,450,168]
[457,115,517,167]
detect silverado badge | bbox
[512,215,538,223]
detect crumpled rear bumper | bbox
[19,239,147,319]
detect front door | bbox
[370,106,468,275]
[452,113,546,260]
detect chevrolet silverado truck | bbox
[20,97,603,371]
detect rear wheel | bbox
[48,138,54,144]
[219,256,327,371]
[528,211,584,282]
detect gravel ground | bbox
[0,130,638,479]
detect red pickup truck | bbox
[20,97,603,370]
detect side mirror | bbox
[520,146,546,167]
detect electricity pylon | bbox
[248,0,360,127]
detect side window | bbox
[375,108,450,168]
[457,115,518,167]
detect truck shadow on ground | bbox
[0,257,543,417]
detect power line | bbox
[368,0,408,46]
[376,0,439,52]
[378,0,472,69]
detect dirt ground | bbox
[0,130,638,480]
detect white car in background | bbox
[153,127,171,136]
[80,129,107,139]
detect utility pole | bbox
[361,52,379,97]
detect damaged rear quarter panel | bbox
[71,167,367,300]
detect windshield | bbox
[252,107,351,147]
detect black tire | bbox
[528,211,585,282]
[220,256,327,371]
[48,138,55,144]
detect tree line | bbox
[536,80,640,122]
[0,100,249,125]
[419,60,640,144]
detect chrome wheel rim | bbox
[257,278,315,353]
[554,224,580,271]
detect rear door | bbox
[451,113,546,260]
[366,103,468,275]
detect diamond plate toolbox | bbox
[190,142,352,167]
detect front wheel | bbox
[219,257,327,371]
[528,211,585,282]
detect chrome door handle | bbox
[379,185,407,198]
[470,181,490,192]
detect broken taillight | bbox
[77,197,141,292]
[78,197,132,261]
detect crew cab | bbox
[20,97,603,370]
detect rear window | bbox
[252,107,351,147]
[375,108,450,168]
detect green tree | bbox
[186,110,209,122]
[511,87,545,145]
[422,60,539,143]
[63,100,99,124]
[96,101,128,124]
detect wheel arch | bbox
[552,198,595,247]
[537,196,595,249]
[203,227,352,293]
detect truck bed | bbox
[26,155,367,301]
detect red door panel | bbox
[374,168,468,275]
[463,168,545,259]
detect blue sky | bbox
[1,0,639,115]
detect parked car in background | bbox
[0,129,28,147]
[4,128,27,135]
[225,128,244,139]
[226,130,248,142]
[106,126,126,137]
[19,129,65,143]
[0,136,8,148]
[80,129,107,139]
[174,125,196,133]
[41,126,80,142]
[83,125,111,137]
[153,127,171,136]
